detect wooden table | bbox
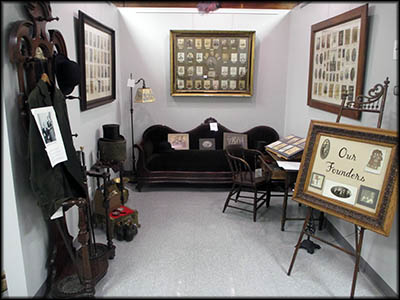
[262,151,324,231]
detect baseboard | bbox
[325,220,398,298]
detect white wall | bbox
[117,7,291,170]
[2,1,397,296]
[1,1,121,296]
[2,100,28,297]
[284,2,398,293]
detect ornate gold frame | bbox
[170,30,255,97]
[293,120,398,236]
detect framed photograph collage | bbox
[78,11,116,110]
[170,30,255,97]
[293,120,398,236]
[307,5,368,120]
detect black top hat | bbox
[98,124,126,162]
[54,53,81,95]
[102,124,125,141]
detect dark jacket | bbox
[28,79,86,219]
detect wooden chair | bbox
[223,145,272,222]
[336,77,390,128]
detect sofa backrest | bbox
[140,117,279,154]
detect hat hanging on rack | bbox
[54,53,81,95]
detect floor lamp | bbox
[128,73,155,183]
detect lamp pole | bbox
[129,73,137,181]
[129,74,150,183]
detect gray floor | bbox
[94,184,383,297]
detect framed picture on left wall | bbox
[78,11,116,110]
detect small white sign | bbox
[127,78,136,87]
[210,122,218,131]
[31,106,68,168]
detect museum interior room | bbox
[1,1,398,298]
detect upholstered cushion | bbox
[158,141,174,153]
[146,150,229,171]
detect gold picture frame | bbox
[170,30,255,97]
[293,120,398,236]
[168,133,189,150]
[307,4,368,120]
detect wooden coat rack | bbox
[8,2,110,298]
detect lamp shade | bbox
[135,87,155,103]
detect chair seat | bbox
[232,172,268,186]
[223,146,272,222]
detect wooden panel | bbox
[112,1,298,9]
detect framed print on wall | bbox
[307,4,368,120]
[78,11,116,111]
[170,30,255,97]
[293,120,398,236]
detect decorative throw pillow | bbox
[223,132,248,149]
[199,138,216,150]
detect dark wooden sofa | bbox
[134,117,279,191]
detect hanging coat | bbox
[28,79,86,219]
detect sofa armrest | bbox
[134,143,149,172]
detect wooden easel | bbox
[287,208,365,297]
[287,78,390,298]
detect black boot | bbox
[124,220,137,242]
[115,221,124,241]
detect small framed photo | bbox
[364,148,386,175]
[223,133,248,149]
[199,138,215,150]
[168,133,189,150]
[309,172,325,190]
[355,185,379,210]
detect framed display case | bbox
[307,4,368,119]
[293,120,398,236]
[170,30,255,97]
[78,10,116,111]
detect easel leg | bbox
[280,174,289,231]
[299,209,321,254]
[287,207,313,275]
[350,226,364,298]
